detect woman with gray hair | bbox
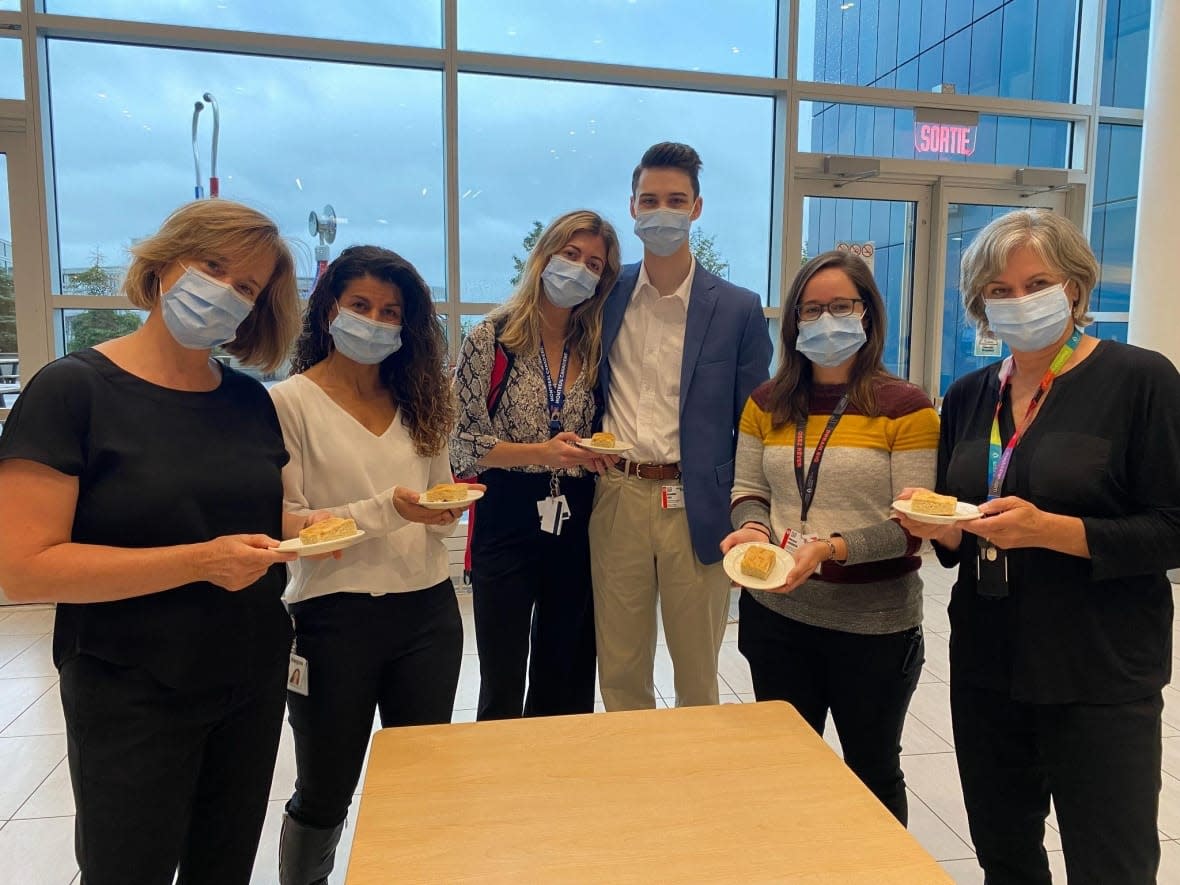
[896,208,1180,884]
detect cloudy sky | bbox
[35,1,783,303]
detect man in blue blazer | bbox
[589,143,773,710]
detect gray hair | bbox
[960,209,1098,330]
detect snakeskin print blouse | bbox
[450,318,596,478]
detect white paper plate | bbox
[722,541,796,592]
[419,489,484,510]
[277,530,366,557]
[575,438,634,455]
[892,498,982,525]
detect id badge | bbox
[537,494,572,535]
[661,484,685,510]
[287,653,309,696]
[781,529,819,554]
[976,544,1009,599]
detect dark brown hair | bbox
[765,250,891,426]
[631,142,702,198]
[291,245,454,457]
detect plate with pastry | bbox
[418,483,484,510]
[278,517,366,557]
[892,490,982,525]
[722,541,796,592]
[575,431,633,455]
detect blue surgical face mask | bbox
[161,266,254,350]
[329,308,403,365]
[984,283,1074,353]
[541,255,600,309]
[795,312,867,368]
[633,208,692,256]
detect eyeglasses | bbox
[795,298,865,322]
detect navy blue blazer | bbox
[599,262,773,564]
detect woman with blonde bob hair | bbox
[0,199,314,884]
[896,209,1180,883]
[452,209,621,719]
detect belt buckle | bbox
[635,463,654,480]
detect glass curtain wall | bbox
[0,0,1155,404]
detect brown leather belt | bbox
[614,460,681,481]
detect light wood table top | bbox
[346,701,951,883]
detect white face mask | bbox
[795,312,866,368]
[633,208,692,256]
[329,308,402,365]
[541,255,600,308]
[984,283,1074,352]
[161,266,254,350]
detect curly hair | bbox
[291,245,454,457]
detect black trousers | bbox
[59,651,288,885]
[470,469,596,720]
[951,681,1163,885]
[737,590,924,824]
[285,580,462,829]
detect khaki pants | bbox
[589,467,731,711]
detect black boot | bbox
[278,812,344,885]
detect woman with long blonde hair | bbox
[452,209,621,720]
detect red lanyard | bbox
[986,327,1081,499]
[794,394,849,531]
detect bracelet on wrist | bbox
[741,522,773,543]
[818,537,837,562]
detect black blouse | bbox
[0,349,291,689]
[934,340,1180,704]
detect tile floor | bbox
[2,558,1180,883]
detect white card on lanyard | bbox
[287,653,309,696]
[538,494,571,535]
[661,484,684,509]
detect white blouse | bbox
[270,373,453,604]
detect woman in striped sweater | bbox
[721,250,939,825]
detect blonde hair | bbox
[124,200,300,372]
[960,209,1099,331]
[490,210,621,388]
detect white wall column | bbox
[1127,0,1180,583]
[1126,0,1179,583]
[1127,0,1179,367]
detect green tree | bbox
[62,249,142,352]
[690,229,729,279]
[67,309,143,352]
[0,267,15,353]
[510,220,545,288]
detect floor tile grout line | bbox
[7,754,68,824]
[908,778,977,859]
[0,677,60,738]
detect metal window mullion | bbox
[442,0,462,354]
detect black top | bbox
[934,340,1180,704]
[0,349,292,688]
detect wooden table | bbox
[346,701,951,883]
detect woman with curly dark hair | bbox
[269,245,476,885]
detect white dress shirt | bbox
[603,258,696,464]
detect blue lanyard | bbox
[538,340,570,437]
